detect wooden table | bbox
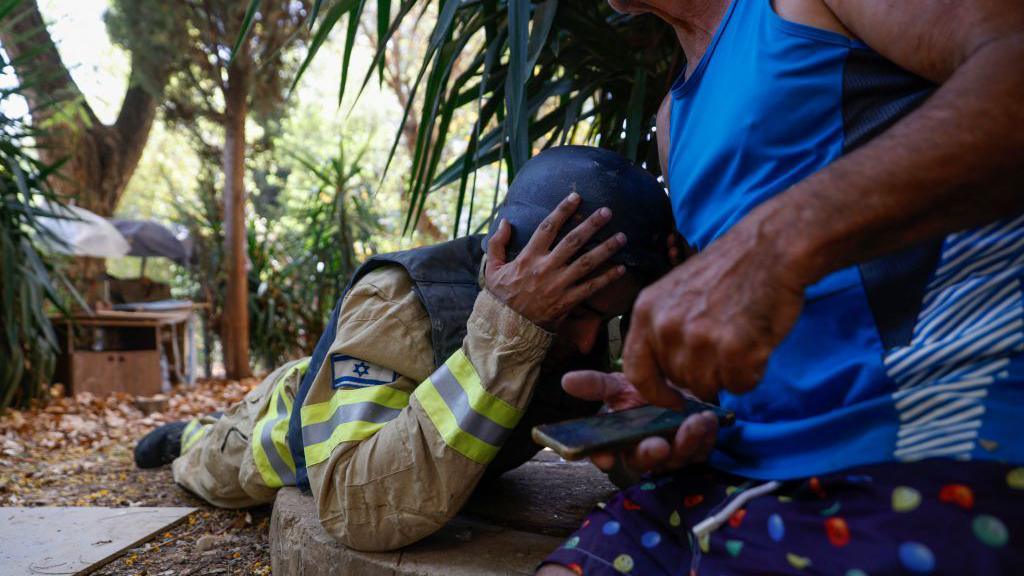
[52,306,197,397]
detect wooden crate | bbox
[69,350,162,396]
[52,308,194,398]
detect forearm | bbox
[751,35,1024,286]
[313,290,553,551]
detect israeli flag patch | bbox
[331,354,398,389]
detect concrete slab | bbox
[0,506,196,575]
[271,488,563,576]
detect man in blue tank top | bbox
[542,1,1024,574]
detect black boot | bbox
[134,421,188,468]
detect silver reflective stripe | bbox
[301,401,403,446]
[260,389,296,486]
[431,364,512,446]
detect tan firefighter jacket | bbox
[252,265,555,551]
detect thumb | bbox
[486,218,510,270]
[562,371,646,410]
[561,370,625,402]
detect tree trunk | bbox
[1,0,161,212]
[0,0,163,303]
[221,60,252,379]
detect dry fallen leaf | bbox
[0,375,273,575]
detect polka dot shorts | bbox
[542,460,1024,575]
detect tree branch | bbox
[0,0,95,126]
[112,64,159,179]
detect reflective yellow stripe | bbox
[415,379,500,464]
[301,385,410,425]
[303,420,392,466]
[445,350,521,429]
[413,350,524,464]
[180,418,208,454]
[252,359,307,488]
[300,384,410,467]
[252,383,286,487]
[182,419,199,444]
[270,396,294,471]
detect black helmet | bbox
[484,145,674,278]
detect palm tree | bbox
[244,0,680,236]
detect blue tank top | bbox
[668,0,1024,479]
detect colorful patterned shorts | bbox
[543,460,1024,575]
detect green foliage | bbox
[290,0,680,236]
[109,0,311,136]
[175,164,224,376]
[104,0,187,97]
[0,3,70,411]
[246,138,382,368]
[175,121,385,371]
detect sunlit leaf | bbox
[289,0,360,97]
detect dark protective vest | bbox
[287,235,602,489]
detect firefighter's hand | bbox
[623,220,805,406]
[485,192,626,331]
[561,371,717,473]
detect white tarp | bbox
[36,203,131,258]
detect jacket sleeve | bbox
[301,266,553,552]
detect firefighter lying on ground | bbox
[134,146,675,552]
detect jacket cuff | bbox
[468,288,554,362]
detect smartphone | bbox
[531,400,735,461]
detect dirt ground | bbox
[0,378,273,576]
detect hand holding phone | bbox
[532,399,734,461]
[541,370,730,472]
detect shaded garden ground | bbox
[0,379,272,575]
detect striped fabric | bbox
[301,384,410,467]
[415,349,523,464]
[885,214,1024,462]
[180,418,209,454]
[298,349,522,469]
[252,360,308,488]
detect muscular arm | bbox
[622,0,1024,403]
[763,0,1024,285]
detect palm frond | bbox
[283,0,679,236]
[0,6,71,410]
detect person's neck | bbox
[649,0,731,79]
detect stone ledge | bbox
[463,451,619,536]
[271,487,563,575]
[270,453,617,575]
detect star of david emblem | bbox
[352,361,370,377]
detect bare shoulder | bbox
[823,0,1024,82]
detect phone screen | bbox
[533,401,734,460]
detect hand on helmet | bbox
[485,192,627,331]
